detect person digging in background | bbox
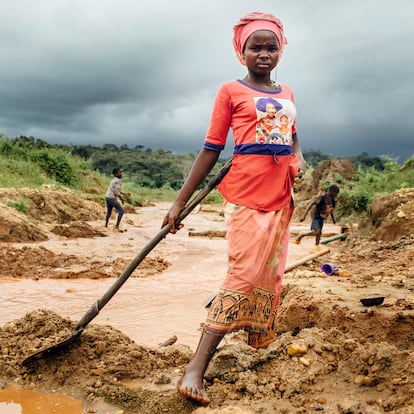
[162,11,306,405]
[105,168,130,231]
[295,184,340,246]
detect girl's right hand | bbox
[162,201,185,233]
[160,149,220,233]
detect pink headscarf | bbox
[233,11,287,66]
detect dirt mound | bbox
[293,159,357,220]
[0,186,104,242]
[370,188,414,241]
[295,159,356,199]
[0,245,170,279]
[0,186,103,223]
[1,310,194,413]
[275,284,414,346]
[50,221,107,238]
[0,245,78,278]
[307,235,414,292]
[293,158,414,243]
[0,207,48,242]
[1,293,413,414]
[206,327,414,413]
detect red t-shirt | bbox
[204,80,300,211]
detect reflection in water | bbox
[0,385,83,414]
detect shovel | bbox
[22,158,232,366]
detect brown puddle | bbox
[0,384,83,414]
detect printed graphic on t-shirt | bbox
[254,97,295,145]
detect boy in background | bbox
[105,168,130,231]
[295,184,340,246]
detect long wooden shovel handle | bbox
[73,158,233,333]
[22,158,232,366]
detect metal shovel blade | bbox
[23,329,83,366]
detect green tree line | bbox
[0,134,413,218]
[1,135,394,189]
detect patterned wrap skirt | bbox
[204,200,293,348]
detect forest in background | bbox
[0,134,397,187]
[0,134,413,219]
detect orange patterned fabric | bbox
[204,201,293,348]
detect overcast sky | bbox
[0,0,413,162]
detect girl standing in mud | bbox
[162,11,306,405]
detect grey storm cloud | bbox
[0,0,413,162]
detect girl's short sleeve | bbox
[203,84,232,150]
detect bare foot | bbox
[177,371,210,405]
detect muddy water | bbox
[0,206,230,350]
[0,269,223,350]
[0,205,328,351]
[0,385,83,414]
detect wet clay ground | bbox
[0,193,413,414]
[0,203,333,350]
